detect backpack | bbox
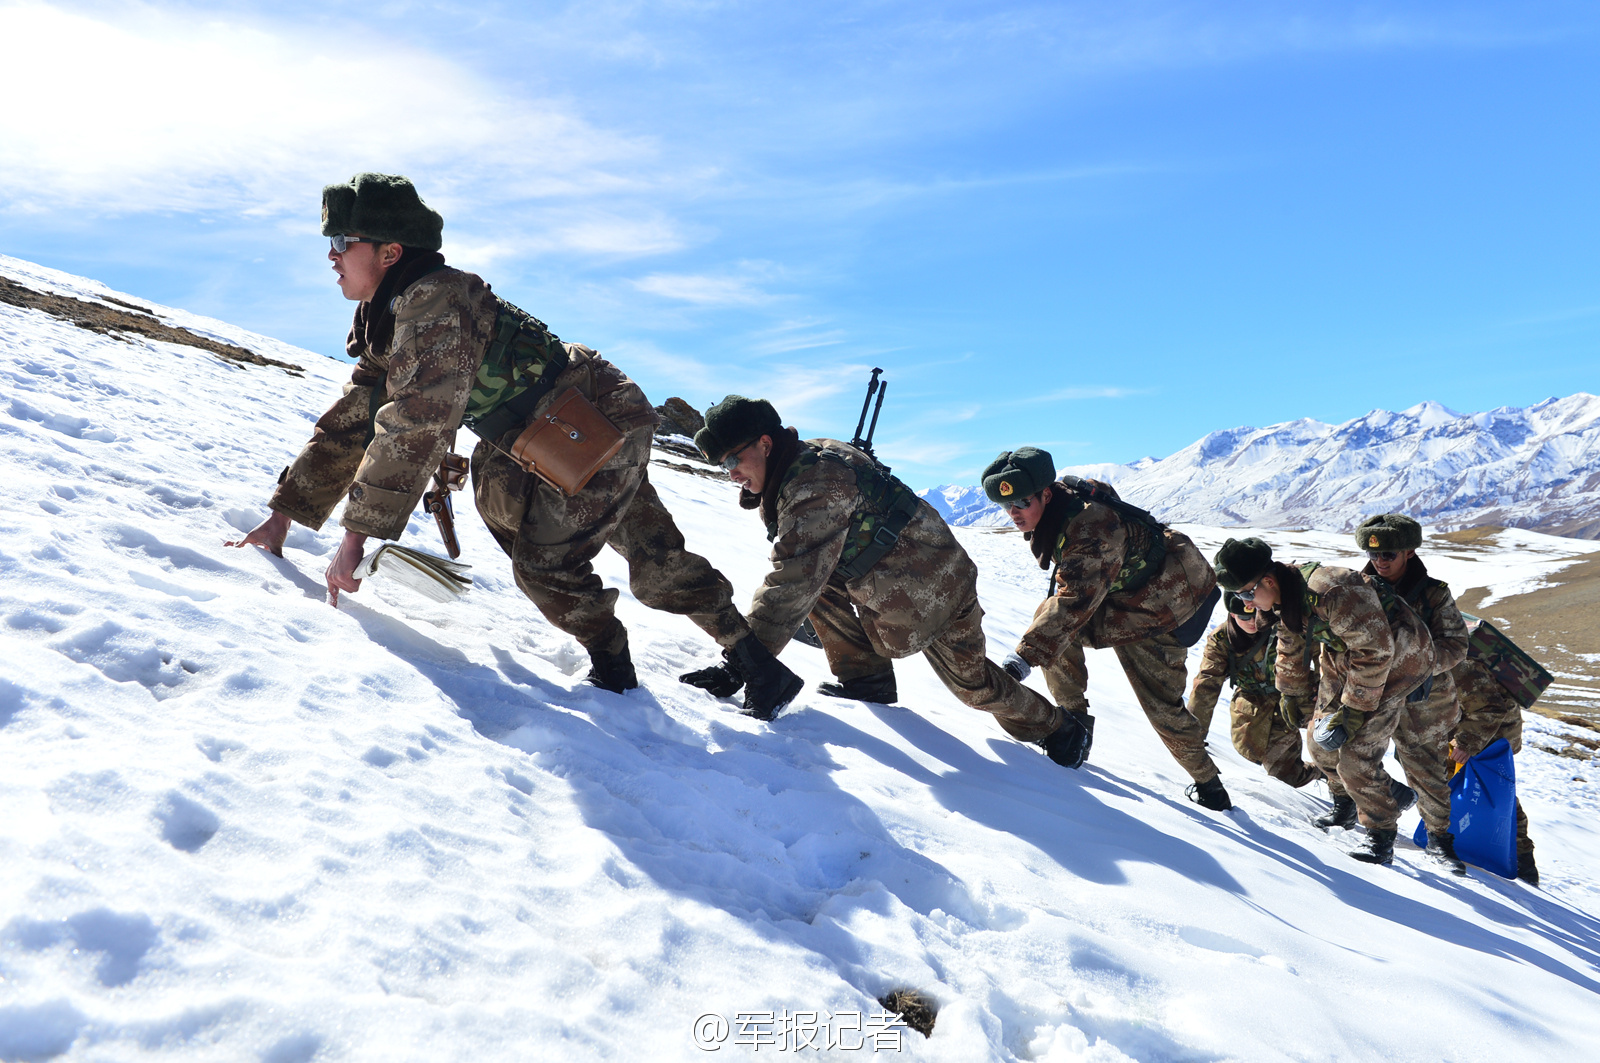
[767,446,922,581]
[460,297,572,441]
[1052,476,1168,595]
[361,294,571,446]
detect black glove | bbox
[1278,694,1306,729]
[1313,702,1365,752]
[679,658,744,698]
[1001,652,1032,682]
[727,634,804,721]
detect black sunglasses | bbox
[1366,550,1401,563]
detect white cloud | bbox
[0,2,653,232]
[632,272,773,306]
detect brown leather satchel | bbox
[508,386,626,495]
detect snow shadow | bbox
[4,908,160,988]
[0,999,86,1061]
[341,606,988,994]
[0,676,24,729]
[856,700,1244,891]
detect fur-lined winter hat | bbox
[1214,537,1273,591]
[1355,513,1423,553]
[321,173,443,250]
[696,395,782,462]
[1224,591,1257,617]
[982,447,1055,504]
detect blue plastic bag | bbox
[1410,738,1518,878]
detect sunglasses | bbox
[720,439,759,472]
[1004,493,1041,515]
[1366,550,1401,562]
[1237,578,1269,602]
[329,235,385,253]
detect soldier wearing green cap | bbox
[1353,513,1472,875]
[1214,536,1435,864]
[230,173,750,691]
[681,397,1074,753]
[1188,593,1319,790]
[985,447,1230,808]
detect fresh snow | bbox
[923,396,1600,538]
[4,257,1600,1062]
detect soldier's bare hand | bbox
[226,511,291,557]
[1449,742,1469,765]
[326,530,369,607]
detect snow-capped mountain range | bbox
[921,396,1600,538]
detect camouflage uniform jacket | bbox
[271,267,498,540]
[1190,618,1280,720]
[1274,564,1435,714]
[1016,492,1215,666]
[1362,556,1470,682]
[747,439,975,659]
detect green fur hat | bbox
[321,173,443,251]
[1355,513,1423,553]
[696,395,782,462]
[1214,537,1273,591]
[982,447,1056,505]
[1224,591,1255,617]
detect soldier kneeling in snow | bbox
[985,448,1229,808]
[1188,592,1319,790]
[229,173,750,691]
[680,396,1074,763]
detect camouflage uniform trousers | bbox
[1391,676,1462,838]
[1308,692,1406,831]
[471,421,749,655]
[1454,659,1534,858]
[1041,630,1220,784]
[809,572,1061,742]
[1230,693,1318,788]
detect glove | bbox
[1312,702,1366,752]
[1001,652,1032,682]
[1278,694,1306,729]
[679,658,744,698]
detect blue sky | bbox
[2,1,1596,489]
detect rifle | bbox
[850,367,888,470]
[422,453,470,559]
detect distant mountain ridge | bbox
[920,395,1600,539]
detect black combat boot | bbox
[1350,828,1397,865]
[1518,851,1540,887]
[816,670,898,705]
[1040,710,1094,769]
[1389,777,1417,813]
[1185,776,1233,812]
[727,634,804,721]
[1313,795,1359,830]
[584,630,639,693]
[1424,830,1468,875]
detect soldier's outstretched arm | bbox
[1323,583,1396,713]
[746,463,855,655]
[325,530,368,607]
[225,510,291,557]
[1014,505,1125,667]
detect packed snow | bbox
[4,256,1600,1062]
[921,397,1600,539]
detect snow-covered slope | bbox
[923,397,1600,537]
[4,257,1600,1062]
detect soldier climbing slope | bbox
[680,397,1077,763]
[1355,514,1471,876]
[1214,538,1435,865]
[984,448,1229,808]
[228,173,750,691]
[1188,592,1319,790]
